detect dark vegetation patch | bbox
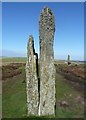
[2,63,26,80]
[55,64,85,79]
[55,64,85,90]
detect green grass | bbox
[2,66,27,118]
[2,64,84,118]
[0,93,2,119]
[56,73,84,118]
[2,57,27,65]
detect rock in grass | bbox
[59,101,69,107]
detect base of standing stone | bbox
[40,61,56,116]
[26,60,39,116]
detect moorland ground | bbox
[1,57,85,118]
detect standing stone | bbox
[39,7,56,115]
[26,35,38,115]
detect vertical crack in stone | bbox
[38,70,40,116]
[26,6,56,116]
[39,7,56,116]
[26,35,39,116]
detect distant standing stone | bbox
[39,7,56,116]
[26,35,38,115]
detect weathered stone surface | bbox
[26,35,38,115]
[26,7,56,116]
[39,7,56,115]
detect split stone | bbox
[26,6,56,116]
[26,35,39,116]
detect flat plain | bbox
[1,57,85,118]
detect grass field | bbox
[1,58,85,118]
[2,64,27,118]
[1,57,27,66]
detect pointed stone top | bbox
[27,35,34,50]
[28,35,34,44]
[29,35,33,40]
[42,6,53,15]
